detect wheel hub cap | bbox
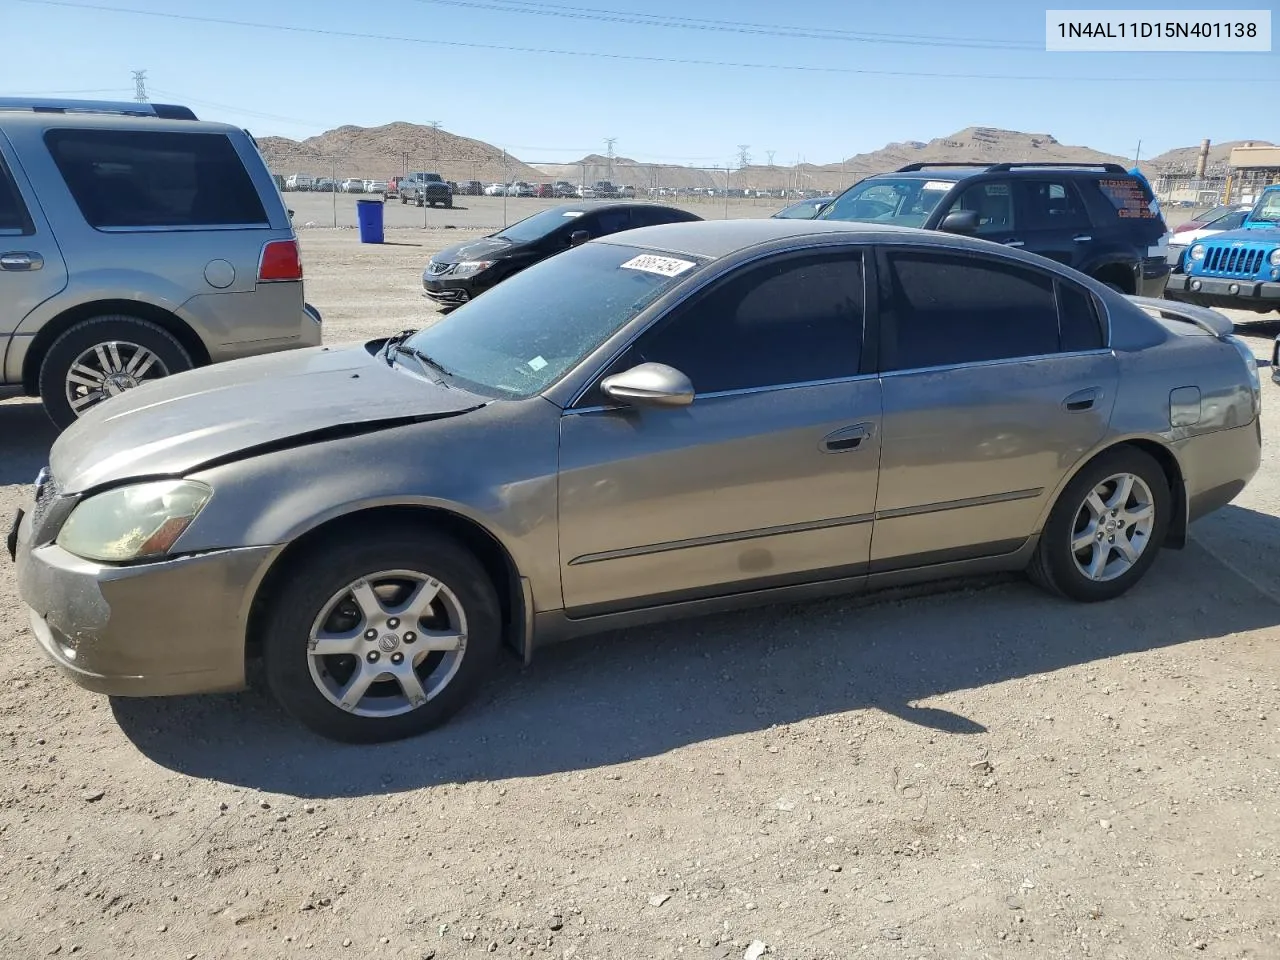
[64,340,169,416]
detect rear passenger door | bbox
[0,137,67,384]
[1013,179,1093,270]
[869,247,1118,571]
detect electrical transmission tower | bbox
[737,145,751,169]
[132,70,148,103]
[426,121,442,160]
[766,150,775,167]
[604,137,617,180]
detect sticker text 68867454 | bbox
[619,254,698,278]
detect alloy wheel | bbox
[1069,472,1156,582]
[64,340,169,415]
[307,570,468,718]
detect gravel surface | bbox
[1,232,1278,960]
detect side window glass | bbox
[1021,180,1090,231]
[884,252,1059,370]
[948,181,1015,235]
[624,253,865,394]
[1092,176,1158,221]
[44,129,268,229]
[1058,282,1104,351]
[594,209,631,235]
[0,159,33,235]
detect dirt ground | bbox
[1,230,1278,960]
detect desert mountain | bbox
[258,122,544,183]
[258,122,1266,192]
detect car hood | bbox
[49,344,488,494]
[1203,226,1280,244]
[432,235,520,264]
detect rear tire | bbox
[38,315,193,430]
[1028,446,1171,602]
[261,530,502,743]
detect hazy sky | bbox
[4,0,1276,165]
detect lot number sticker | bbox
[620,254,697,278]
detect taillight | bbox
[259,239,302,282]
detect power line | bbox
[407,0,1042,50]
[18,0,1277,85]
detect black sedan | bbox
[422,202,702,307]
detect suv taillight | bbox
[259,239,302,282]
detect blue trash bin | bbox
[356,198,385,244]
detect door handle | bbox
[1072,235,1093,242]
[1003,240,1025,248]
[0,251,43,271]
[1063,387,1101,412]
[821,422,874,453]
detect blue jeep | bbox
[1166,184,1280,315]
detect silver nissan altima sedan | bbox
[9,219,1262,743]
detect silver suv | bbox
[0,98,321,428]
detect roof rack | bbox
[0,98,197,120]
[985,161,1130,173]
[896,162,997,172]
[896,160,1130,174]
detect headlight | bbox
[450,260,494,277]
[56,480,212,563]
[1189,244,1206,261]
[1270,249,1280,266]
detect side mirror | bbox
[939,209,979,234]
[600,362,694,408]
[569,230,590,247]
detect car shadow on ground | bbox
[0,397,56,486]
[112,505,1280,798]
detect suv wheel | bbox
[38,315,193,430]
[261,531,502,743]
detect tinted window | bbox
[592,209,631,235]
[44,130,267,229]
[947,181,1015,235]
[0,159,32,235]
[630,205,688,228]
[1020,180,1090,231]
[883,252,1059,370]
[624,252,864,393]
[1092,176,1158,220]
[1058,282,1104,351]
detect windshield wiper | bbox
[382,328,419,364]
[396,345,454,383]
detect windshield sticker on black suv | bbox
[620,254,697,277]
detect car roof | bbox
[0,109,245,136]
[595,217,927,259]
[865,165,1138,183]
[544,201,693,214]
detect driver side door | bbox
[556,248,881,616]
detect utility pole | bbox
[1133,139,1142,166]
[131,69,148,103]
[604,137,617,182]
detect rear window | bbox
[1093,176,1157,220]
[45,129,269,229]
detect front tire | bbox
[1028,447,1171,602]
[261,531,502,743]
[38,315,193,430]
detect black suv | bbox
[817,162,1171,297]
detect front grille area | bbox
[426,261,451,276]
[1202,245,1268,278]
[31,469,60,531]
